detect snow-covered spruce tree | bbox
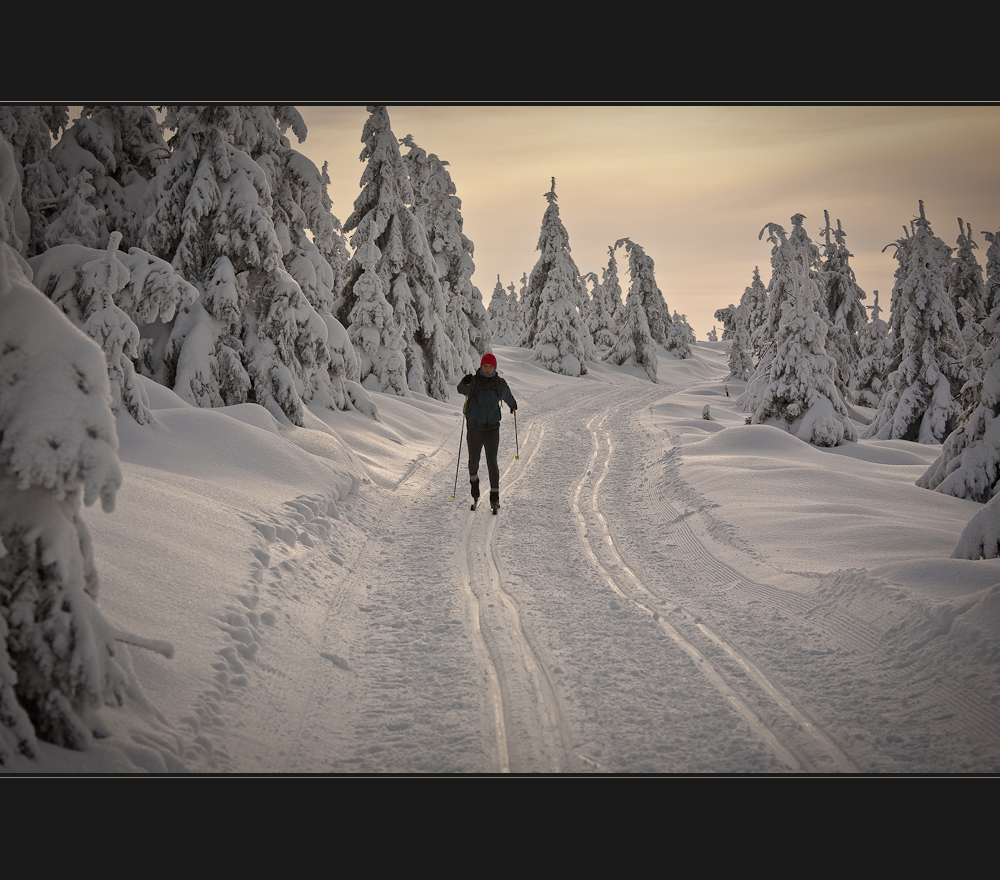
[41,169,105,251]
[347,238,407,398]
[727,294,754,381]
[486,276,509,343]
[751,254,857,446]
[742,266,769,364]
[140,105,334,425]
[520,178,589,374]
[862,202,969,443]
[0,105,70,260]
[604,244,658,382]
[982,228,1000,317]
[615,237,672,346]
[949,218,988,349]
[30,233,153,424]
[602,244,625,323]
[337,107,458,399]
[248,106,362,414]
[742,216,824,413]
[43,105,170,253]
[511,275,528,347]
[488,276,522,345]
[0,136,133,759]
[707,326,718,342]
[532,252,590,377]
[950,493,1000,559]
[882,222,919,374]
[819,212,867,402]
[584,271,612,351]
[854,290,892,408]
[918,302,1000,503]
[588,248,623,351]
[31,237,198,390]
[521,180,586,344]
[668,311,696,358]
[400,134,492,372]
[714,304,736,340]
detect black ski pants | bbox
[467,424,500,498]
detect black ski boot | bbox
[490,492,500,515]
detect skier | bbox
[458,353,518,513]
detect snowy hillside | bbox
[4,342,999,774]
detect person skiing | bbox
[458,353,518,513]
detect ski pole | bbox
[453,410,466,498]
[513,410,519,460]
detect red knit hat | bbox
[481,353,497,368]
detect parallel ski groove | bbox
[576,398,860,774]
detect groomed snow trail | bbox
[491,368,819,772]
[574,403,857,772]
[215,362,864,772]
[190,353,999,773]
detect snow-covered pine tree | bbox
[605,241,658,382]
[0,135,133,759]
[521,178,589,375]
[347,238,407,398]
[949,218,988,350]
[615,237,672,346]
[751,253,857,446]
[854,290,892,408]
[862,201,969,443]
[141,105,335,425]
[819,211,867,402]
[338,107,457,400]
[707,326,718,342]
[43,105,170,253]
[400,134,492,372]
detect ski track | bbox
[456,421,581,773]
[611,389,1000,773]
[494,379,791,772]
[577,396,858,773]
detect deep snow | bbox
[5,341,1000,774]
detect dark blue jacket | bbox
[458,368,517,430]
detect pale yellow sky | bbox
[295,104,1000,338]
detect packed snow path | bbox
[44,346,1000,774]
